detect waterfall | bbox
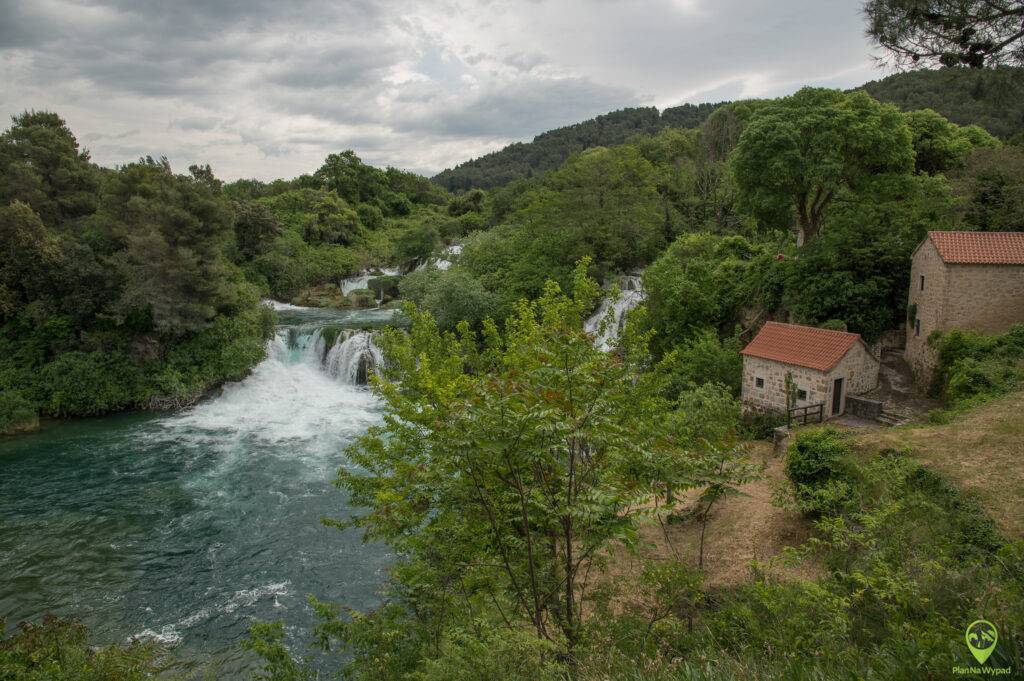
[274,326,383,386]
[340,267,400,295]
[415,243,462,272]
[584,274,645,351]
[324,331,384,386]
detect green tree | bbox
[0,201,61,320]
[952,145,1024,230]
[0,111,100,226]
[733,88,915,245]
[108,159,240,334]
[905,108,1000,174]
[322,262,747,675]
[233,200,283,259]
[864,0,1024,68]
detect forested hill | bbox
[434,66,1024,193]
[431,102,725,191]
[858,66,1024,140]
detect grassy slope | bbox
[626,390,1024,591]
[853,390,1024,539]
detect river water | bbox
[0,304,397,677]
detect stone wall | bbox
[846,395,883,420]
[944,264,1024,333]
[741,344,879,418]
[741,356,830,415]
[905,239,948,383]
[905,235,1024,385]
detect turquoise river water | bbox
[0,304,398,677]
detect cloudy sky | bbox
[0,0,884,181]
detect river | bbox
[0,304,397,677]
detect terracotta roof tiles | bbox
[740,321,864,372]
[928,231,1024,265]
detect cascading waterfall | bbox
[324,331,384,385]
[584,274,645,351]
[415,243,462,272]
[281,325,383,386]
[339,267,400,296]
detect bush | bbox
[0,615,167,680]
[932,325,1024,406]
[784,427,852,516]
[0,390,37,433]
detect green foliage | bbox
[952,146,1024,231]
[904,108,999,175]
[0,615,167,680]
[242,622,317,681]
[931,325,1024,406]
[859,66,1024,139]
[639,234,767,356]
[294,261,752,678]
[781,173,956,341]
[784,428,852,516]
[733,88,915,243]
[0,113,276,423]
[398,269,503,331]
[657,329,744,397]
[433,104,725,191]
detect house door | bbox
[832,378,844,416]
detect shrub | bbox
[932,325,1024,406]
[784,427,852,516]
[0,390,37,433]
[0,615,167,680]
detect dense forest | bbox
[4,60,1024,679]
[432,66,1024,193]
[432,102,725,191]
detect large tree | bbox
[732,88,915,245]
[864,0,1024,68]
[327,262,753,674]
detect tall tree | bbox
[864,0,1024,68]
[0,111,100,226]
[732,88,915,245]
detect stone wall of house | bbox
[741,344,879,418]
[943,264,1024,332]
[831,342,880,398]
[905,239,949,383]
[905,236,1024,385]
[741,356,831,415]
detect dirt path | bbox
[606,442,821,589]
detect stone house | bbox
[905,231,1024,382]
[740,322,880,419]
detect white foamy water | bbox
[340,268,400,295]
[584,274,645,351]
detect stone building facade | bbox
[741,322,880,419]
[905,231,1024,382]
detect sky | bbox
[0,0,885,181]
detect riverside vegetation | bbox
[3,60,1024,680]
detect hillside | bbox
[431,102,725,192]
[434,66,1024,193]
[858,66,1024,140]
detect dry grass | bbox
[603,441,822,593]
[852,390,1024,540]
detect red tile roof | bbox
[928,231,1024,265]
[741,322,864,372]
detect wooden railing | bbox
[788,402,824,428]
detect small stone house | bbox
[740,322,880,419]
[905,231,1024,382]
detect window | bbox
[915,318,920,337]
[797,388,807,401]
[920,274,925,291]
[755,377,764,388]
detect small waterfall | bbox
[324,331,384,386]
[415,243,462,272]
[275,326,383,386]
[340,268,400,295]
[584,274,645,351]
